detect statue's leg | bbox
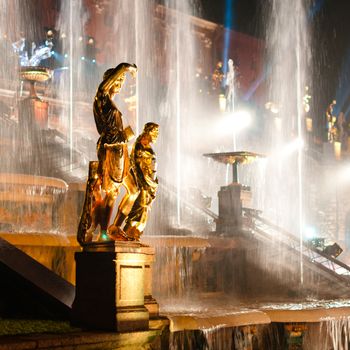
[107,173,139,241]
[124,190,153,241]
[114,172,140,227]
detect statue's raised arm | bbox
[94,63,137,149]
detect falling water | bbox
[295,0,306,285]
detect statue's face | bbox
[110,75,126,96]
[148,127,159,143]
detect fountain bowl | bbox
[20,66,52,83]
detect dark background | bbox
[199,0,350,117]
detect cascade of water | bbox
[302,317,350,350]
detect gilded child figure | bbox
[123,122,159,241]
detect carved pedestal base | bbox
[72,241,158,332]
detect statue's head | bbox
[143,122,159,143]
[103,63,137,97]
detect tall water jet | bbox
[56,0,87,172]
[0,0,20,90]
[261,0,311,283]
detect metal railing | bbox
[243,208,350,283]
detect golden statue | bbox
[120,122,159,241]
[77,62,137,245]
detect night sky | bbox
[199,0,350,116]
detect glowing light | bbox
[81,56,85,60]
[64,53,68,58]
[270,138,304,158]
[305,117,312,132]
[92,59,96,63]
[337,164,350,182]
[228,110,252,130]
[304,226,317,240]
[283,138,304,155]
[334,141,341,161]
[217,110,252,138]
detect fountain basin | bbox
[0,174,68,233]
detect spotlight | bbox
[220,110,252,132]
[61,33,66,39]
[323,242,343,258]
[304,225,317,240]
[64,53,68,58]
[92,59,96,63]
[78,36,83,42]
[81,56,85,60]
[231,110,252,130]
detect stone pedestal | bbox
[217,183,247,234]
[72,241,158,332]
